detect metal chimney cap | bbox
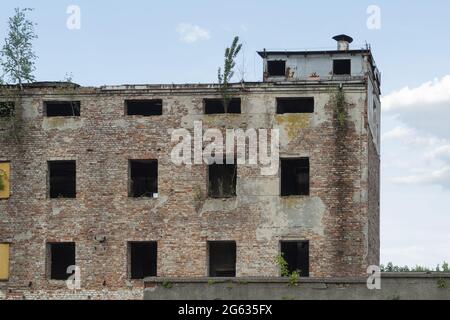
[333,34,354,43]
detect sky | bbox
[1,0,450,268]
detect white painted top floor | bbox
[258,49,380,89]
[258,45,382,154]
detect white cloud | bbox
[390,166,450,188]
[425,145,450,162]
[382,75,450,112]
[381,74,450,139]
[381,125,442,146]
[381,75,450,266]
[383,125,450,188]
[176,23,211,43]
[382,126,415,142]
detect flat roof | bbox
[257,49,370,58]
[0,80,369,94]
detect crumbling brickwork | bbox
[367,132,381,267]
[0,79,380,299]
[0,39,381,298]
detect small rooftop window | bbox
[267,60,286,77]
[333,59,351,76]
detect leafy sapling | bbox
[1,8,38,89]
[217,36,242,113]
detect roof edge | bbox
[257,49,371,58]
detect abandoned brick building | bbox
[0,35,380,299]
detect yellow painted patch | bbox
[202,114,240,122]
[0,162,10,199]
[275,114,311,140]
[43,118,82,130]
[0,244,9,280]
[46,117,66,127]
[281,196,307,209]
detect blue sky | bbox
[1,1,450,268]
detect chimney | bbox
[332,34,353,51]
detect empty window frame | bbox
[280,241,309,277]
[44,101,80,117]
[208,162,237,198]
[267,60,286,76]
[0,102,14,118]
[125,100,163,116]
[280,158,309,196]
[0,162,11,200]
[128,242,157,279]
[129,160,158,198]
[204,98,241,114]
[208,241,236,277]
[276,97,314,114]
[48,161,76,199]
[48,242,75,280]
[0,243,9,281]
[333,59,351,75]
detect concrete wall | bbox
[144,274,450,300]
